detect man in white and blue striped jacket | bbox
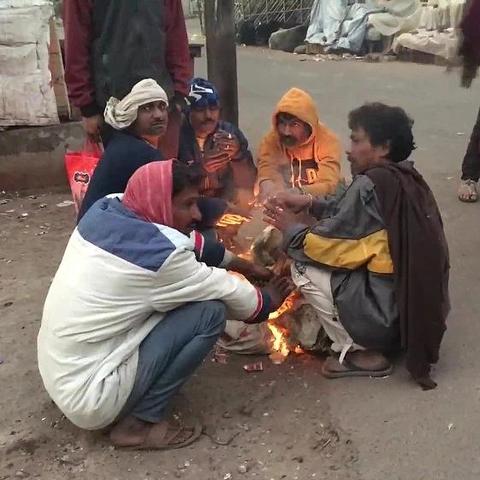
[38,160,290,450]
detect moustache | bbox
[280,135,296,144]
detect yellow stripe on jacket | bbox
[303,229,394,274]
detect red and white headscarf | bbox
[123,160,173,226]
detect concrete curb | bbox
[0,122,84,192]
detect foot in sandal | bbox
[458,179,478,202]
[321,350,393,379]
[109,415,202,450]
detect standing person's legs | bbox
[110,300,226,449]
[459,107,480,202]
[159,109,182,159]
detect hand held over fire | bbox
[265,190,311,213]
[264,275,295,312]
[263,204,307,232]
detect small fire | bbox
[216,214,251,227]
[267,292,301,363]
[268,322,290,358]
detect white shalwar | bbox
[291,263,364,362]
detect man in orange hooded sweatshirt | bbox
[257,88,341,200]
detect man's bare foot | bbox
[109,416,151,447]
[322,350,393,379]
[109,415,201,450]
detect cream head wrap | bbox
[104,79,169,130]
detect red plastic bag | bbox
[64,141,103,214]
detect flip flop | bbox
[321,355,393,379]
[125,417,203,451]
[458,179,478,203]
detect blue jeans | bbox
[120,301,226,423]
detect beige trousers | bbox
[291,264,364,362]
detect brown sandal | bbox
[321,354,393,379]
[120,417,202,451]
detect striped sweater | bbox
[38,196,271,430]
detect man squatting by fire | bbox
[179,78,257,228]
[264,102,450,391]
[257,87,341,201]
[38,160,293,450]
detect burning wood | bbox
[216,213,251,250]
[251,226,282,267]
[216,213,251,227]
[217,225,329,361]
[267,292,301,363]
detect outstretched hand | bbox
[265,190,311,213]
[264,275,295,311]
[263,204,306,232]
[228,255,272,282]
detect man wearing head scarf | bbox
[257,88,341,201]
[179,78,257,214]
[63,0,191,157]
[38,160,292,450]
[77,79,169,221]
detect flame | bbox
[268,322,290,358]
[268,292,305,363]
[237,250,253,261]
[216,214,251,227]
[267,292,299,361]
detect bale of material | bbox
[0,0,59,126]
[269,25,308,53]
[251,226,283,267]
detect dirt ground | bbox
[0,192,360,480]
[3,42,480,479]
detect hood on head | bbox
[273,88,319,132]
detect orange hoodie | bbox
[257,88,341,196]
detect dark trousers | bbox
[461,107,480,181]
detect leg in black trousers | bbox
[459,107,480,202]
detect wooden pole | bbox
[204,0,239,126]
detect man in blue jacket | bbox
[179,78,257,215]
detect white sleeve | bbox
[149,248,265,321]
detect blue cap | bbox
[188,78,220,110]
